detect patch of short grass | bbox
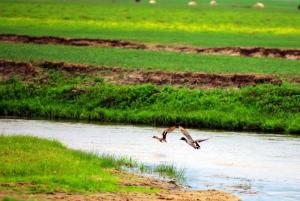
[0,42,299,76]
[0,135,162,193]
[2,197,29,201]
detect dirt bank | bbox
[0,170,241,201]
[0,60,282,88]
[0,190,240,201]
[1,34,299,60]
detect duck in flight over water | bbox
[152,126,176,143]
[179,126,208,149]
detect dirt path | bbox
[0,60,282,88]
[0,190,241,201]
[0,170,241,201]
[1,34,300,60]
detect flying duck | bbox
[179,126,208,149]
[153,126,176,143]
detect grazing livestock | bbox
[254,2,264,9]
[188,1,197,6]
[210,0,217,7]
[149,0,156,4]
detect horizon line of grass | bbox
[0,135,184,194]
[0,42,299,76]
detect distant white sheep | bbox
[188,1,197,6]
[254,2,264,9]
[149,0,156,4]
[210,0,217,7]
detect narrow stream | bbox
[1,119,300,201]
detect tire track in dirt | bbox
[0,60,282,88]
[0,34,300,60]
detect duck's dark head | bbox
[180,137,187,142]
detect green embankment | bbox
[0,76,299,134]
[0,135,162,193]
[0,42,299,75]
[0,0,299,48]
[2,197,27,201]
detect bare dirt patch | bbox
[0,60,283,88]
[1,34,300,60]
[0,60,37,77]
[0,190,241,201]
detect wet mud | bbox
[0,60,282,88]
[0,34,299,60]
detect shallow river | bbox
[1,119,300,201]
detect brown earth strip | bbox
[1,34,300,60]
[0,60,282,88]
[0,190,241,201]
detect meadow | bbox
[0,135,184,194]
[0,0,299,134]
[0,0,300,200]
[0,0,299,48]
[1,74,299,134]
[0,42,299,75]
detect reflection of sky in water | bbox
[1,119,300,201]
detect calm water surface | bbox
[1,119,300,201]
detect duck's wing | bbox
[162,126,176,140]
[179,126,194,142]
[194,138,209,143]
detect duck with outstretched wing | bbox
[179,126,208,149]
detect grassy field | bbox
[0,135,186,194]
[1,74,299,134]
[1,42,299,76]
[0,0,299,134]
[1,1,299,200]
[0,0,299,48]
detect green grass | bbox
[0,135,172,193]
[0,42,299,76]
[2,197,28,201]
[0,0,299,48]
[0,76,299,134]
[154,164,185,183]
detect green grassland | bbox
[0,0,299,134]
[0,135,184,193]
[1,42,300,76]
[1,74,299,134]
[0,0,299,48]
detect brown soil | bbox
[0,170,241,201]
[0,60,283,88]
[0,60,37,77]
[1,34,300,60]
[0,190,241,201]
